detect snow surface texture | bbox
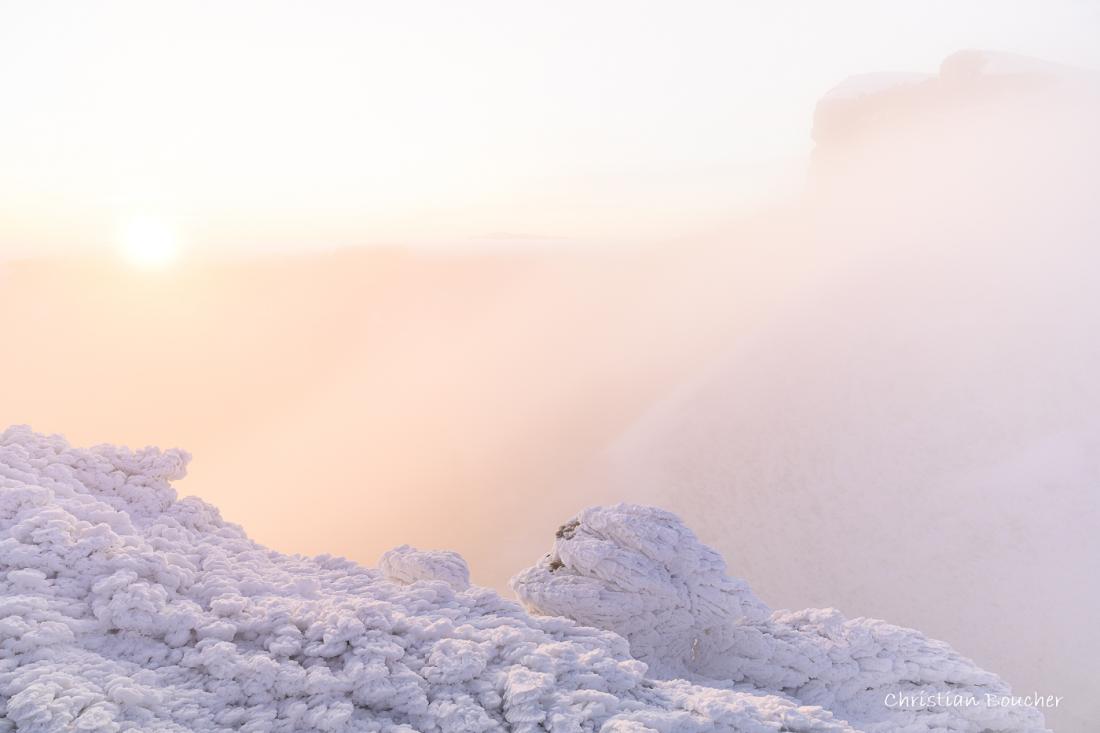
[0,426,862,733]
[0,426,1048,732]
[379,546,470,592]
[512,505,1047,733]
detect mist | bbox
[594,53,1100,732]
[0,235,801,585]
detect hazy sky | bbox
[2,0,1098,258]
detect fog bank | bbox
[594,52,1100,733]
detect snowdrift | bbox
[0,427,1046,732]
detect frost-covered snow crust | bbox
[0,428,1045,732]
[512,505,1047,733]
[0,427,856,733]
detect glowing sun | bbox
[118,215,182,269]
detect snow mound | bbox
[512,505,1048,733]
[379,545,470,591]
[0,426,856,733]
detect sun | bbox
[117,215,183,270]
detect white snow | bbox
[0,426,857,733]
[512,505,1047,733]
[379,545,471,591]
[0,427,1048,732]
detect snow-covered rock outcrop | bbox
[513,504,1048,733]
[0,426,860,733]
[812,49,1099,162]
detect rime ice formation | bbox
[379,545,470,591]
[1,427,860,733]
[512,505,1048,733]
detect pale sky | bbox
[1,0,1098,259]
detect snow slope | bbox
[1,427,1046,732]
